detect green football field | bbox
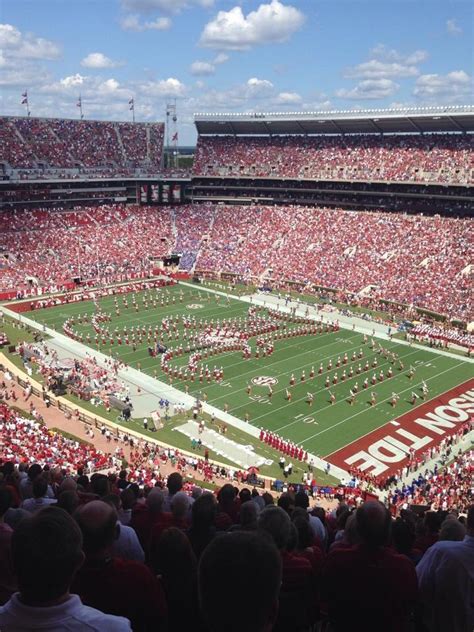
[27,283,473,461]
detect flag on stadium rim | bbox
[76,96,82,108]
[129,97,134,111]
[21,90,28,104]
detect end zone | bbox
[326,379,474,476]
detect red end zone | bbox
[326,379,474,477]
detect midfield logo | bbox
[251,376,278,386]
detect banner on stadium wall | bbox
[162,184,170,203]
[140,185,149,204]
[151,184,159,202]
[172,184,181,202]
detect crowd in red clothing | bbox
[0,203,472,322]
[195,205,473,322]
[0,204,173,293]
[0,116,164,171]
[194,133,474,185]
[0,403,110,473]
[0,452,472,631]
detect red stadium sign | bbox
[326,379,474,476]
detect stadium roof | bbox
[194,105,474,136]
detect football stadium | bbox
[0,2,473,631]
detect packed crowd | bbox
[0,204,174,293]
[0,403,110,473]
[390,448,473,514]
[0,448,472,631]
[195,205,473,322]
[194,133,474,184]
[0,117,164,170]
[0,203,472,322]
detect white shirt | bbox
[21,497,57,514]
[417,534,474,632]
[0,593,131,631]
[112,524,145,563]
[308,513,327,546]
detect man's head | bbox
[0,487,12,519]
[171,492,190,520]
[27,463,42,482]
[277,493,294,515]
[192,492,216,530]
[356,501,392,547]
[90,473,110,498]
[32,477,48,500]
[167,472,183,496]
[12,506,84,604]
[57,490,80,516]
[258,505,291,550]
[146,488,165,513]
[239,500,258,529]
[120,487,136,511]
[58,477,77,494]
[439,517,466,542]
[294,491,310,510]
[466,505,474,537]
[74,500,119,557]
[199,532,281,632]
[218,483,236,505]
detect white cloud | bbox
[121,0,213,14]
[120,14,171,31]
[0,23,61,60]
[81,52,122,69]
[336,79,399,100]
[59,73,86,89]
[190,52,229,75]
[246,77,274,97]
[446,19,462,36]
[190,60,215,76]
[213,53,229,64]
[0,66,52,87]
[344,46,427,80]
[344,59,420,80]
[414,70,473,102]
[275,91,302,104]
[370,44,428,65]
[138,77,186,97]
[199,0,305,50]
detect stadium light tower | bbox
[166,100,178,169]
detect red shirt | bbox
[322,544,418,632]
[130,505,171,553]
[71,556,167,631]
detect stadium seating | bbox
[0,117,164,171]
[0,204,472,321]
[193,134,474,184]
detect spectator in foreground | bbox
[72,500,167,631]
[322,501,418,632]
[130,488,171,555]
[417,505,474,632]
[150,527,203,632]
[0,506,131,630]
[0,488,16,604]
[438,516,467,542]
[199,531,281,632]
[258,505,315,631]
[21,477,57,513]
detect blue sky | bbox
[1,0,472,143]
